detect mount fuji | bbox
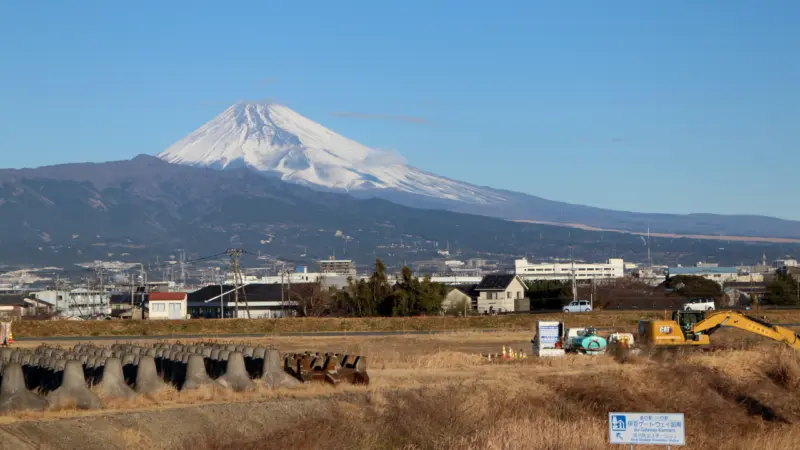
[159,102,505,204]
[159,102,800,240]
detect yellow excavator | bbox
[638,310,800,350]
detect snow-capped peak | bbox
[159,101,506,203]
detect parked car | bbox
[563,300,592,313]
[682,298,715,311]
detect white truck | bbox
[563,300,592,313]
[682,297,715,311]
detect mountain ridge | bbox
[1,156,796,268]
[156,102,800,240]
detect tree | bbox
[525,280,572,310]
[332,260,447,317]
[765,271,799,305]
[385,266,446,316]
[664,275,722,299]
[291,282,334,317]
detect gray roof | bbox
[0,295,27,306]
[476,274,517,291]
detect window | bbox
[169,303,181,312]
[151,302,165,312]
[507,291,511,299]
[516,291,521,299]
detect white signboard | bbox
[533,321,564,357]
[537,322,561,348]
[609,412,685,446]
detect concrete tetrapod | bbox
[216,352,256,392]
[181,355,213,390]
[261,350,301,389]
[47,360,102,410]
[0,363,48,413]
[135,356,167,395]
[94,358,136,400]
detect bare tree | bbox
[291,282,333,317]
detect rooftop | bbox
[476,274,518,291]
[149,292,188,301]
[668,267,739,275]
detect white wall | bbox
[515,258,625,282]
[477,277,526,312]
[148,300,187,320]
[33,289,111,316]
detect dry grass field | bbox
[14,309,800,338]
[2,329,800,449]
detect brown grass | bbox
[15,310,800,338]
[173,343,800,450]
[3,331,800,449]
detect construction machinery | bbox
[564,327,608,355]
[638,310,800,350]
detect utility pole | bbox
[287,267,292,317]
[55,274,60,316]
[227,249,250,319]
[570,246,577,302]
[179,249,186,287]
[130,273,135,312]
[218,269,224,318]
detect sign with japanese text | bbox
[536,321,561,349]
[609,412,685,446]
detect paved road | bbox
[16,329,518,342]
[15,323,799,342]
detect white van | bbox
[563,300,592,313]
[682,298,715,311]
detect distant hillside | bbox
[158,101,800,240]
[0,156,797,268]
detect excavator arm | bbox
[690,311,800,351]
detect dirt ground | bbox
[2,329,800,449]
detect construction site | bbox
[0,310,797,449]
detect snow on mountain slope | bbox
[159,102,507,204]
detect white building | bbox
[31,288,111,318]
[514,258,625,282]
[667,267,739,286]
[226,272,323,285]
[319,258,357,277]
[774,259,798,269]
[148,292,188,320]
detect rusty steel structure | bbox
[283,352,370,385]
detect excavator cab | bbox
[639,310,713,347]
[673,310,706,332]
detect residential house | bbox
[0,294,53,318]
[148,292,188,320]
[0,295,27,319]
[443,284,478,313]
[474,275,528,313]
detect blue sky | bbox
[1,1,798,219]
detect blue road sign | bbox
[609,412,685,446]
